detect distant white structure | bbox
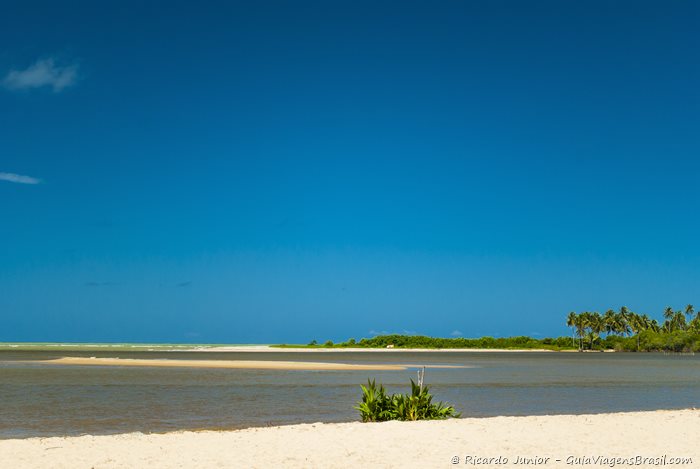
[386,344,394,348]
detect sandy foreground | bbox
[2,410,698,469]
[40,357,465,371]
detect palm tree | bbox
[663,319,672,333]
[566,312,578,348]
[661,308,687,332]
[573,313,588,351]
[627,313,649,351]
[673,310,687,331]
[619,306,630,319]
[588,312,605,349]
[663,307,675,332]
[649,318,661,333]
[563,304,698,352]
[618,306,632,337]
[684,304,695,324]
[603,309,618,336]
[689,315,700,333]
[663,306,675,321]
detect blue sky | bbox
[1,1,698,343]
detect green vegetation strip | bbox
[278,304,700,353]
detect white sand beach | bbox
[2,409,697,469]
[40,356,415,370]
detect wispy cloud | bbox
[0,172,41,184]
[2,58,78,92]
[450,330,463,337]
[368,329,418,336]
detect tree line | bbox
[566,305,699,351]
[276,304,700,352]
[276,334,575,350]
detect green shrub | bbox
[354,379,395,422]
[355,378,460,422]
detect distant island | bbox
[275,305,700,353]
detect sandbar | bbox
[40,356,464,371]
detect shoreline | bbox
[0,343,578,353]
[2,409,697,468]
[185,345,562,352]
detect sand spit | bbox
[1,409,697,468]
[40,356,465,371]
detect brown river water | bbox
[1,349,699,438]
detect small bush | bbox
[355,378,460,422]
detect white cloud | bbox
[0,172,41,184]
[450,330,463,337]
[368,329,418,336]
[2,58,78,92]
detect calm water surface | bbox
[1,350,699,438]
